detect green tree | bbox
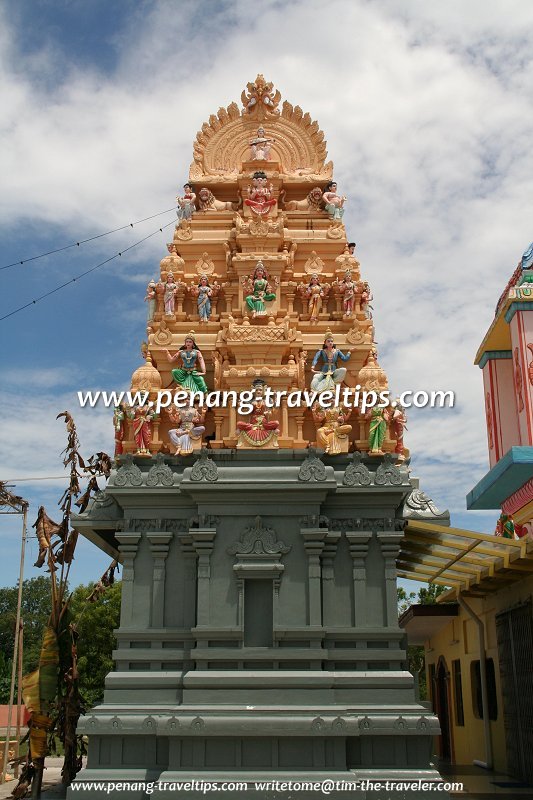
[68,582,122,708]
[397,586,416,615]
[0,576,53,679]
[417,583,448,604]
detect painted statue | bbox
[496,512,516,539]
[162,272,178,315]
[387,401,407,462]
[322,181,346,221]
[167,402,206,456]
[192,275,213,323]
[113,404,126,457]
[249,127,275,160]
[176,183,196,221]
[303,274,324,323]
[127,405,157,456]
[166,335,208,393]
[361,280,373,318]
[312,404,352,455]
[237,379,280,448]
[144,279,157,322]
[339,271,356,318]
[243,262,276,318]
[368,405,387,456]
[197,187,236,212]
[244,171,276,216]
[311,335,351,392]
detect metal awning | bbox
[398,520,533,599]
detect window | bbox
[452,659,464,726]
[471,658,498,720]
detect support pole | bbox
[14,621,24,778]
[457,592,493,769]
[1,504,28,784]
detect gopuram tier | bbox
[118,74,405,459]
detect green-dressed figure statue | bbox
[243,261,276,318]
[166,334,208,393]
[368,405,387,455]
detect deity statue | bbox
[367,404,387,456]
[191,275,213,323]
[167,400,206,456]
[197,187,237,212]
[495,512,516,539]
[249,127,275,160]
[243,261,276,318]
[285,186,324,212]
[113,404,126,457]
[236,379,280,448]
[176,183,196,222]
[244,171,277,216]
[311,335,351,392]
[162,272,178,315]
[338,271,356,318]
[348,242,356,255]
[312,404,352,455]
[299,274,324,324]
[144,279,157,322]
[166,334,208,393]
[387,400,407,462]
[361,280,373,318]
[127,404,158,456]
[322,181,346,221]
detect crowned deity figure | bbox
[167,401,206,456]
[236,379,280,449]
[166,334,208,393]
[113,404,126,457]
[249,127,275,160]
[191,275,213,323]
[244,171,277,216]
[311,335,351,392]
[301,274,325,324]
[338,271,356,318]
[387,400,407,462]
[322,181,346,221]
[162,272,178,316]
[176,183,196,222]
[312,404,352,455]
[367,404,387,456]
[127,404,158,456]
[144,279,157,322]
[243,262,276,318]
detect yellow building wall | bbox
[424,575,533,771]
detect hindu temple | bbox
[71,76,450,798]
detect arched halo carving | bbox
[189,76,333,180]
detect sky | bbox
[1,0,533,589]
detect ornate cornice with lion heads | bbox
[189,75,333,182]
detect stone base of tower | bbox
[69,450,451,799]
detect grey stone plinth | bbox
[68,451,449,799]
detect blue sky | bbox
[2,0,533,589]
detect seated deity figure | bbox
[176,183,196,221]
[243,262,276,318]
[322,181,346,221]
[167,400,206,456]
[312,404,352,455]
[166,334,208,393]
[249,127,275,160]
[311,335,351,392]
[244,171,277,216]
[236,379,280,449]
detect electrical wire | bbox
[0,219,176,323]
[0,206,176,271]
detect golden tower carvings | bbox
[120,76,404,458]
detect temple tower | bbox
[71,77,449,799]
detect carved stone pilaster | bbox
[377,532,404,626]
[147,533,172,627]
[345,531,371,627]
[190,528,217,627]
[115,532,141,628]
[300,528,327,627]
[320,530,341,626]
